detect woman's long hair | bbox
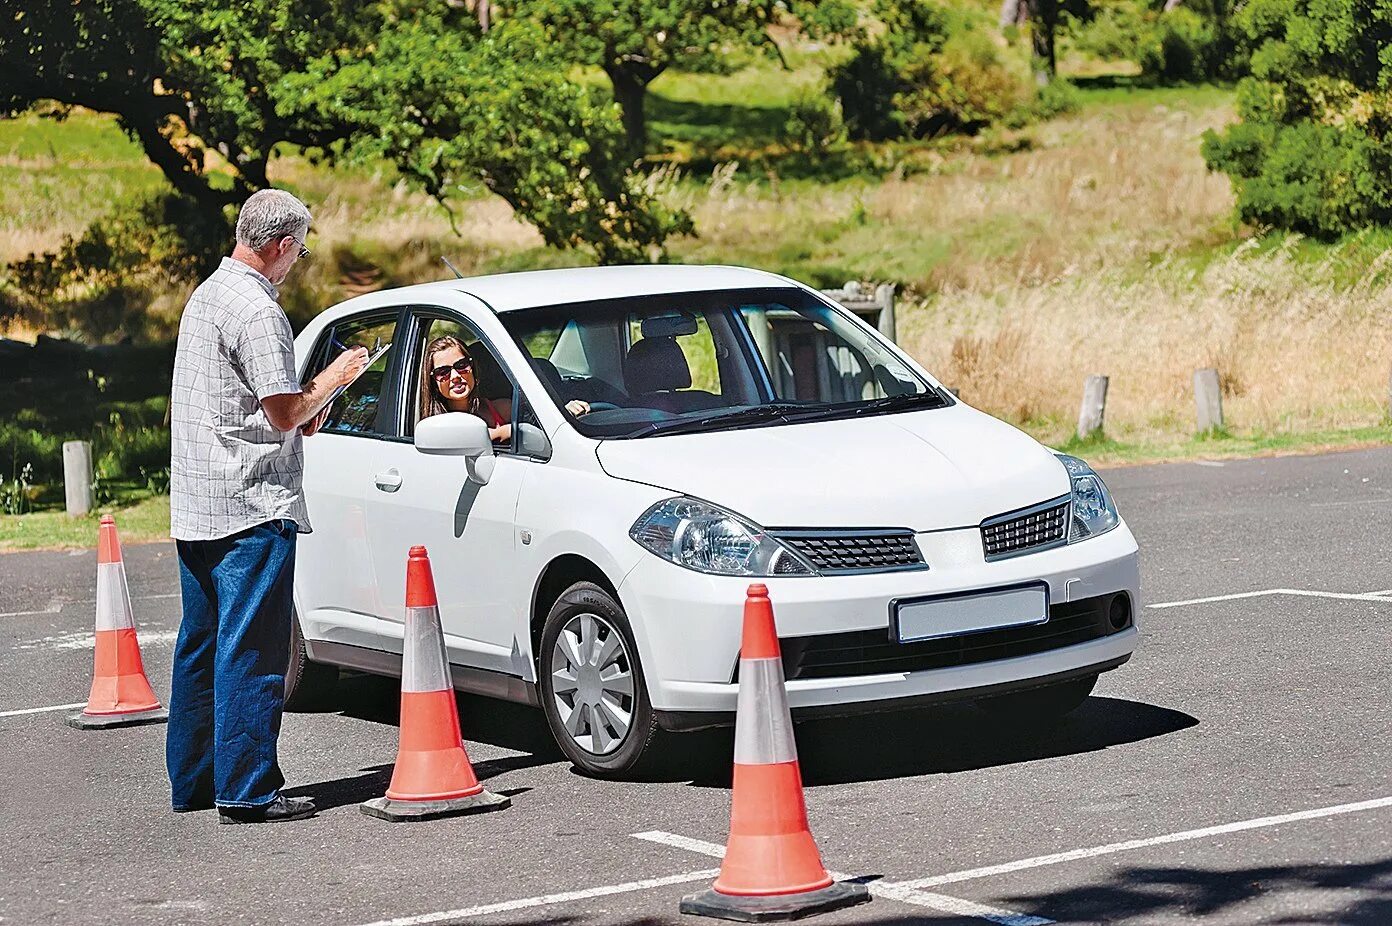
[418,335,478,422]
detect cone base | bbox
[359,789,510,822]
[680,882,869,923]
[65,707,168,730]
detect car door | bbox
[360,303,538,681]
[296,308,407,649]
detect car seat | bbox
[624,337,723,413]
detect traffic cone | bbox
[680,585,870,922]
[360,545,511,822]
[66,515,168,730]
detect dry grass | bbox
[904,241,1392,446]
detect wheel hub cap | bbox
[550,613,635,756]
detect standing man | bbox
[167,189,368,824]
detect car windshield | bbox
[500,286,949,440]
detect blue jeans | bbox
[167,519,297,810]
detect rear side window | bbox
[305,313,400,437]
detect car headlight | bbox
[630,497,818,577]
[1058,454,1120,542]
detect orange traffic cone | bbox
[360,545,510,822]
[681,585,869,921]
[66,515,168,730]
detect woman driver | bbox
[419,335,589,442]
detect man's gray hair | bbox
[235,189,312,252]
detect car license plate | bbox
[892,583,1049,643]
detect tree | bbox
[1,0,689,273]
[509,0,858,150]
[1202,0,1392,236]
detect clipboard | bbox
[326,337,393,408]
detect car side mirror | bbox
[515,422,552,461]
[415,412,495,485]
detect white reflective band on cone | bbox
[401,605,451,693]
[732,657,797,765]
[95,563,135,632]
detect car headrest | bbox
[469,346,511,400]
[625,337,691,394]
[530,356,566,396]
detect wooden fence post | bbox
[874,283,897,343]
[1193,368,1224,433]
[63,440,94,517]
[1077,375,1108,440]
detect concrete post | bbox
[1077,375,1108,440]
[1194,368,1224,433]
[62,440,94,517]
[874,283,897,343]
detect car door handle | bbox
[373,468,402,492]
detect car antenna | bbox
[440,256,465,279]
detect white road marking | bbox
[350,869,719,926]
[1192,460,1225,467]
[1148,587,1392,609]
[15,629,180,651]
[0,592,178,620]
[1363,588,1392,597]
[1310,496,1392,509]
[0,702,86,718]
[632,831,1053,926]
[897,795,1392,891]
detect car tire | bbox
[975,673,1098,723]
[538,581,664,778]
[284,611,340,712]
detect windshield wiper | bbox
[847,391,949,416]
[630,403,814,438]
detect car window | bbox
[738,304,907,404]
[412,315,522,452]
[306,314,399,437]
[626,313,722,395]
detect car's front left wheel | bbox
[538,582,663,778]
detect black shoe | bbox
[218,795,317,824]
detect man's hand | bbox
[300,405,331,437]
[326,346,370,387]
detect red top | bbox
[479,398,507,428]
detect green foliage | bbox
[3,0,689,297]
[830,0,1037,141]
[783,93,848,150]
[289,16,691,263]
[1202,0,1392,237]
[510,0,859,147]
[1066,1,1243,83]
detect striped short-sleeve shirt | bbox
[170,258,312,541]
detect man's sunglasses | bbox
[431,358,474,382]
[289,236,310,260]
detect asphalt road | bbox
[1,448,1389,926]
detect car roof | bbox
[333,264,800,317]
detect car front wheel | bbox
[538,582,662,778]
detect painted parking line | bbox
[632,831,1052,926]
[0,702,87,718]
[895,795,1392,891]
[1148,587,1392,609]
[350,869,719,926]
[0,592,179,620]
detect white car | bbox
[287,264,1140,776]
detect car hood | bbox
[595,405,1069,531]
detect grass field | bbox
[3,56,1391,481]
[0,494,169,552]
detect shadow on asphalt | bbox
[283,756,542,812]
[676,696,1199,788]
[324,672,1198,789]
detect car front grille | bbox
[774,531,925,574]
[759,592,1130,682]
[980,497,1070,560]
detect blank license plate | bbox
[893,583,1049,643]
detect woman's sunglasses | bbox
[431,357,473,382]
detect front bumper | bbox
[617,519,1141,714]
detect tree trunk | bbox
[1029,0,1058,84]
[999,0,1026,28]
[477,0,490,32]
[605,64,650,154]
